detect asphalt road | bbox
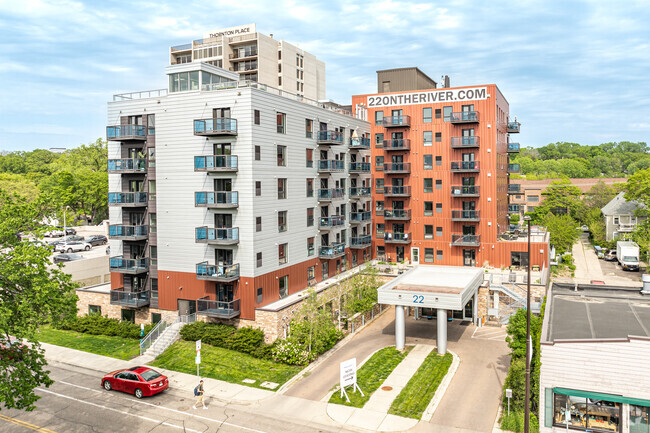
[0,363,348,433]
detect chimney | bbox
[444,75,450,88]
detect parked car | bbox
[594,246,604,259]
[604,249,617,261]
[63,227,76,235]
[86,235,108,246]
[53,253,84,263]
[62,235,85,242]
[101,366,168,399]
[54,241,92,253]
[581,225,589,232]
[44,227,65,237]
[0,337,25,361]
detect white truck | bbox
[617,241,640,271]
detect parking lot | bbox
[38,225,111,262]
[599,256,645,281]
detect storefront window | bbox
[630,405,650,433]
[553,393,621,432]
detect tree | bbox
[531,180,584,224]
[542,213,580,253]
[584,181,618,211]
[0,190,79,411]
[290,289,341,356]
[625,168,650,208]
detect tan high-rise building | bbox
[169,24,326,101]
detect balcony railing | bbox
[508,163,521,173]
[194,155,238,172]
[110,289,150,308]
[383,186,411,196]
[195,227,239,245]
[617,223,636,232]
[194,191,239,208]
[319,243,345,259]
[350,235,372,248]
[451,210,480,221]
[109,256,149,274]
[383,139,410,151]
[106,125,146,141]
[349,137,371,149]
[349,162,371,173]
[193,118,238,136]
[108,192,148,206]
[318,188,345,201]
[350,187,371,198]
[229,49,258,59]
[383,209,411,220]
[195,262,240,282]
[451,136,480,149]
[108,158,146,173]
[383,232,411,243]
[508,184,521,194]
[451,161,480,172]
[319,215,345,228]
[108,225,149,241]
[197,298,240,319]
[229,63,258,72]
[450,111,479,124]
[383,162,411,174]
[317,160,345,172]
[508,205,521,214]
[349,211,371,223]
[507,143,520,153]
[317,130,344,145]
[507,122,521,133]
[451,186,480,197]
[382,115,411,127]
[451,234,481,247]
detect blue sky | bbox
[0,0,648,151]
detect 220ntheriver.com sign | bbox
[367,87,488,107]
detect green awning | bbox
[554,387,650,407]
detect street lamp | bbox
[64,206,70,251]
[524,215,532,433]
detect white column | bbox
[473,290,479,326]
[395,306,405,350]
[437,308,447,355]
[414,307,420,320]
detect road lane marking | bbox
[0,413,58,433]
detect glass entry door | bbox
[411,247,420,264]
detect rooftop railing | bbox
[113,89,167,101]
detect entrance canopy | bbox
[378,265,483,311]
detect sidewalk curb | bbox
[420,348,460,422]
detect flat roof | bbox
[546,283,650,342]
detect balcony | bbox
[451,234,481,247]
[319,215,345,228]
[108,158,146,173]
[617,223,636,232]
[319,243,345,259]
[383,139,410,151]
[383,209,411,220]
[350,187,371,198]
[349,211,371,223]
[383,232,411,244]
[193,118,238,136]
[108,192,148,207]
[451,186,480,197]
[109,256,149,274]
[350,235,372,249]
[197,298,241,319]
[451,136,480,149]
[194,155,238,172]
[507,122,521,133]
[349,137,371,149]
[229,49,258,59]
[229,62,258,72]
[318,188,345,201]
[383,162,411,174]
[106,125,146,141]
[383,186,411,197]
[508,184,521,194]
[450,111,479,124]
[195,191,239,208]
[317,130,344,145]
[507,143,520,153]
[508,205,521,214]
[195,227,239,245]
[382,115,411,128]
[110,289,150,308]
[318,159,345,173]
[349,162,371,173]
[451,161,480,173]
[108,225,148,241]
[196,262,240,282]
[451,210,480,222]
[508,163,521,173]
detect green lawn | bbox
[329,346,413,408]
[388,351,453,419]
[150,340,302,390]
[36,327,141,360]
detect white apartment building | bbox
[106,61,370,328]
[169,24,326,101]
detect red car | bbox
[101,366,168,398]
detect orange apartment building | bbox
[352,68,549,269]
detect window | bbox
[436,203,442,213]
[423,131,433,146]
[614,217,620,225]
[424,178,433,193]
[278,178,287,199]
[308,266,315,281]
[425,225,434,239]
[423,107,432,123]
[306,178,314,197]
[375,178,384,194]
[256,287,263,304]
[150,246,157,266]
[307,237,314,256]
[375,156,384,170]
[277,145,286,166]
[375,111,384,125]
[256,216,262,232]
[89,305,101,315]
[168,71,199,92]
[436,179,442,190]
[254,110,260,125]
[435,132,442,143]
[149,213,157,233]
[528,195,539,202]
[279,276,288,298]
[306,149,313,167]
[278,76,282,86]
[147,114,155,135]
[256,252,263,268]
[121,309,135,323]
[307,208,314,226]
[630,405,648,432]
[423,155,433,170]
[435,108,441,119]
[278,211,287,232]
[255,181,261,196]
[255,145,261,161]
[424,248,434,263]
[424,201,433,216]
[511,251,529,267]
[437,250,443,260]
[552,392,621,432]
[305,119,313,138]
[279,243,288,264]
[435,156,442,166]
[276,112,286,133]
[436,226,443,237]
[376,201,384,211]
[151,313,161,324]
[375,133,384,147]
[443,106,452,121]
[376,223,385,236]
[148,180,156,200]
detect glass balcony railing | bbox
[106,125,146,140]
[450,111,479,123]
[451,136,480,148]
[194,155,238,171]
[110,289,150,308]
[318,160,345,172]
[508,184,521,194]
[349,137,371,149]
[108,225,148,240]
[195,227,239,244]
[383,209,411,219]
[507,143,520,153]
[383,186,411,196]
[451,210,480,221]
[507,122,521,133]
[193,118,237,135]
[350,236,372,248]
[109,256,149,273]
[382,115,411,127]
[108,192,148,206]
[317,130,344,144]
[383,162,411,173]
[383,232,411,243]
[197,298,240,319]
[349,162,371,173]
[319,243,345,259]
[508,163,521,173]
[108,158,146,172]
[451,186,480,197]
[194,191,239,207]
[508,205,521,213]
[451,161,480,172]
[318,188,345,201]
[383,139,410,151]
[451,234,481,247]
[319,215,345,228]
[350,187,371,198]
[350,211,371,222]
[195,262,240,281]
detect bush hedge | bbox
[179,322,273,361]
[56,314,154,339]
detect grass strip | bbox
[150,340,302,390]
[36,327,140,360]
[329,346,413,408]
[388,351,453,419]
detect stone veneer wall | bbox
[75,290,174,325]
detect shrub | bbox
[179,322,275,362]
[271,339,313,366]
[500,411,539,433]
[225,327,265,355]
[56,315,153,339]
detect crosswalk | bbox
[471,327,508,341]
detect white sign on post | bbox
[195,354,201,364]
[339,358,363,403]
[196,340,202,352]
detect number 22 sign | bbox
[412,295,424,304]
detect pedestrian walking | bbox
[192,379,207,409]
